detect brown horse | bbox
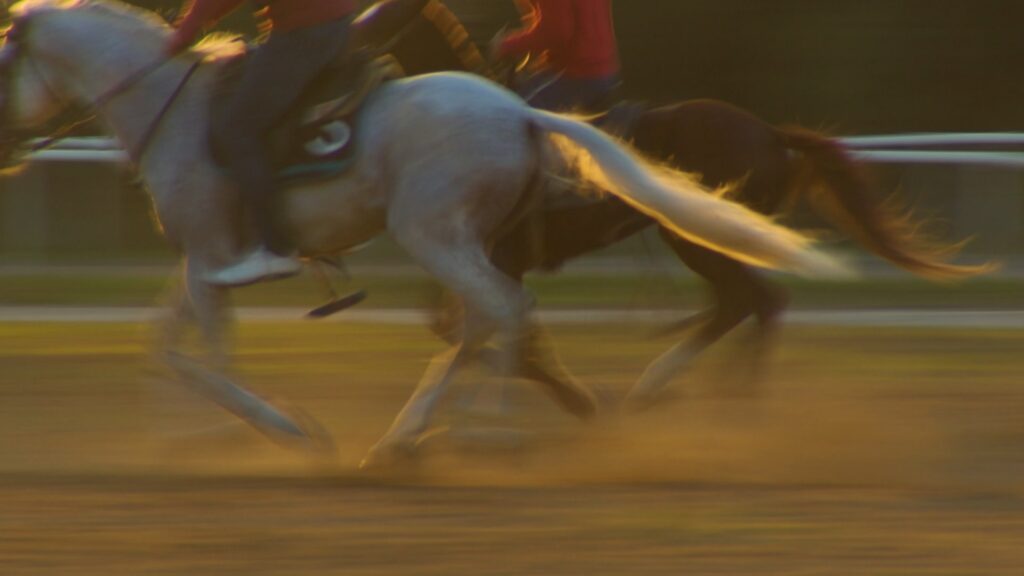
[354,0,988,405]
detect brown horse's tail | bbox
[777,126,995,279]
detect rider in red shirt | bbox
[167,0,358,287]
[494,0,619,112]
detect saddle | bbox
[211,49,404,183]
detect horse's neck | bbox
[36,9,228,243]
[101,60,205,160]
[37,11,198,157]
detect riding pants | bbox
[211,17,352,255]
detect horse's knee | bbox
[698,301,752,343]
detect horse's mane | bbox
[10,0,483,68]
[13,0,163,31]
[193,33,246,60]
[10,0,242,60]
[10,0,81,18]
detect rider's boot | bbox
[205,247,302,287]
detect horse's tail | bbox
[777,126,995,279]
[525,109,849,278]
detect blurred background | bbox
[4,4,1024,573]
[2,0,1022,268]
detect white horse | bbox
[0,0,846,467]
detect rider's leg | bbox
[206,17,353,287]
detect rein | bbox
[2,16,200,164]
[126,58,200,163]
[27,56,201,163]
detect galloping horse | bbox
[0,0,845,466]
[355,0,989,404]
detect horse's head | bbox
[0,4,76,167]
[0,0,171,167]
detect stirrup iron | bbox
[306,256,367,319]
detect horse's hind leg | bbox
[362,303,494,468]
[362,230,553,466]
[471,322,598,420]
[626,232,761,406]
[437,316,599,421]
[721,270,788,396]
[435,236,598,420]
[627,309,747,407]
[522,323,598,418]
[490,229,599,420]
[434,284,597,421]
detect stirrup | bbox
[306,257,367,318]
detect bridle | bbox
[0,18,46,159]
[0,15,200,166]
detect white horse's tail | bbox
[527,109,851,278]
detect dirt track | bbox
[2,321,1024,574]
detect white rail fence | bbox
[6,132,1024,259]
[842,133,1024,170]
[27,133,1024,168]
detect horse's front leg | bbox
[626,329,716,408]
[362,215,542,468]
[158,259,332,451]
[149,262,220,439]
[151,262,196,370]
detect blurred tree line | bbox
[130,0,1024,134]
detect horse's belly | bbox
[284,180,385,254]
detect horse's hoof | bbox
[251,401,338,457]
[566,390,600,421]
[359,437,420,471]
[589,384,619,419]
[288,407,339,456]
[547,384,601,421]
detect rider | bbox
[492,0,620,113]
[166,0,358,287]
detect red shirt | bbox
[170,0,357,51]
[499,0,619,79]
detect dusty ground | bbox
[2,320,1024,575]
